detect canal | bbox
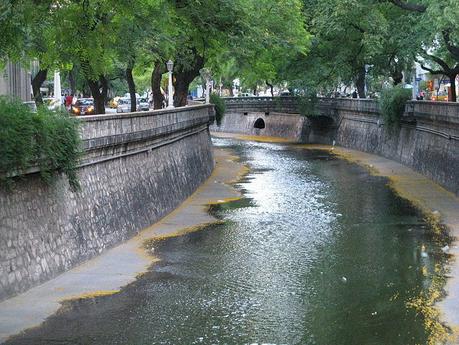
[6,138,449,345]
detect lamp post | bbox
[364,64,370,98]
[200,68,212,104]
[166,60,174,109]
[54,70,61,105]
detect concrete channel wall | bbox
[335,99,459,196]
[214,97,458,195]
[0,105,215,301]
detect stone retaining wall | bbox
[0,105,215,301]
[335,99,459,195]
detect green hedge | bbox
[379,87,412,129]
[0,97,81,190]
[210,93,226,126]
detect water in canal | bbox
[7,138,450,345]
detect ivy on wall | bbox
[0,97,81,191]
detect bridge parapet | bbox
[224,96,338,117]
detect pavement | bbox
[0,147,247,343]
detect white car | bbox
[138,98,150,111]
[116,98,139,113]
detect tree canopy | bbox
[1,0,459,112]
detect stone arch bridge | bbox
[211,96,341,143]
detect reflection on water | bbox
[6,138,449,345]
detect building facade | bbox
[0,61,32,101]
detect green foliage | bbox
[0,97,81,190]
[296,91,319,117]
[210,93,226,126]
[379,87,412,129]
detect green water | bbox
[6,139,449,345]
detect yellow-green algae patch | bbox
[144,221,226,248]
[63,290,121,301]
[212,132,295,144]
[406,264,452,345]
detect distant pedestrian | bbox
[352,90,358,98]
[65,94,73,110]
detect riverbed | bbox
[5,138,450,345]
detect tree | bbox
[294,0,421,97]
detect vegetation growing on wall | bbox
[210,93,226,126]
[0,97,81,190]
[379,87,412,129]
[297,91,319,117]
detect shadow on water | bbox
[5,138,452,345]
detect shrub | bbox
[297,91,319,117]
[0,97,81,190]
[210,93,226,126]
[379,87,411,129]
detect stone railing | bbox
[78,104,214,166]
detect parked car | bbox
[109,96,121,108]
[431,91,448,101]
[70,98,95,115]
[138,98,150,111]
[116,97,140,113]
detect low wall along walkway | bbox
[0,105,215,301]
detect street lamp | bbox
[364,64,370,98]
[200,68,212,104]
[166,60,174,109]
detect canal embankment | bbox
[0,105,215,302]
[0,147,247,343]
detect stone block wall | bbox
[0,105,215,301]
[334,99,459,195]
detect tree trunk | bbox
[151,61,165,109]
[355,67,366,98]
[174,74,192,107]
[126,64,136,112]
[32,69,48,105]
[449,74,457,102]
[87,75,108,114]
[68,67,77,95]
[392,70,403,86]
[173,53,204,107]
[266,81,274,97]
